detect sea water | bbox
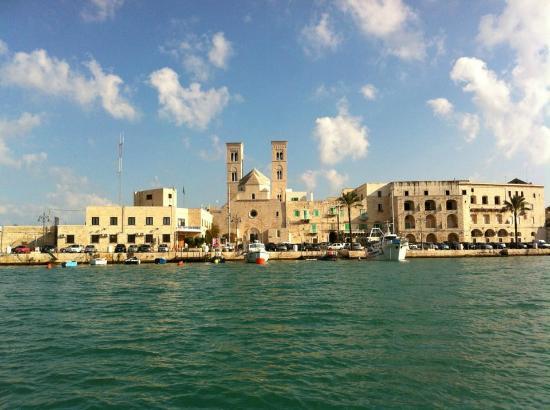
[1,257,549,408]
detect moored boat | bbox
[365,226,407,261]
[90,257,108,266]
[245,240,269,264]
[62,260,78,268]
[154,257,167,264]
[124,256,141,265]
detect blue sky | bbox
[0,0,548,224]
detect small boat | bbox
[124,256,141,265]
[320,250,338,261]
[62,260,78,268]
[245,240,269,264]
[154,257,167,264]
[365,225,408,261]
[90,257,108,266]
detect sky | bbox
[0,0,548,225]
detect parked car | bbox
[408,243,419,250]
[492,243,506,249]
[328,243,345,250]
[65,244,83,253]
[114,244,127,253]
[12,245,32,254]
[351,243,364,251]
[41,245,56,253]
[137,244,152,252]
[437,243,450,250]
[276,243,288,251]
[158,244,169,252]
[304,243,321,251]
[265,242,277,251]
[84,245,97,253]
[127,244,139,253]
[477,243,493,250]
[463,242,477,250]
[536,240,550,249]
[509,242,527,249]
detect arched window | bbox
[251,193,256,200]
[425,214,436,228]
[426,233,437,243]
[448,233,459,242]
[231,167,238,182]
[447,214,458,228]
[276,166,283,180]
[406,234,416,243]
[405,215,415,229]
[425,200,436,211]
[446,199,457,210]
[404,200,414,211]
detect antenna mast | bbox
[118,133,124,206]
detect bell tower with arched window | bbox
[226,142,243,200]
[271,140,287,201]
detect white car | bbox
[328,243,345,250]
[65,244,83,253]
[536,240,550,249]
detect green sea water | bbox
[1,257,549,409]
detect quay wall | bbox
[0,249,549,265]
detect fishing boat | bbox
[320,250,338,261]
[365,225,408,261]
[154,257,167,264]
[62,260,78,268]
[245,240,269,264]
[124,256,141,265]
[90,257,108,266]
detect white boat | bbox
[245,240,269,264]
[366,226,408,261]
[124,256,141,265]
[90,257,108,266]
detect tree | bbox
[503,193,526,244]
[338,191,362,243]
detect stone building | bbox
[1,188,212,253]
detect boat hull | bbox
[90,258,107,266]
[246,250,269,263]
[62,261,78,268]
[369,243,407,261]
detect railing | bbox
[176,225,202,232]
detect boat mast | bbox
[391,188,395,234]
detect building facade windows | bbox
[146,194,152,200]
[146,217,153,225]
[109,234,117,243]
[377,204,383,212]
[145,234,153,243]
[110,217,118,226]
[162,234,171,243]
[482,196,488,205]
[163,217,170,225]
[91,217,99,225]
[128,217,135,225]
[67,235,75,244]
[91,235,99,243]
[230,151,238,162]
[495,196,501,205]
[127,234,136,243]
[425,200,436,211]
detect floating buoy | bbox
[214,259,219,264]
[178,261,184,267]
[256,257,266,265]
[46,263,52,269]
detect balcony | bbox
[176,225,202,233]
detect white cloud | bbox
[149,67,230,130]
[427,97,453,117]
[300,170,318,191]
[81,0,124,22]
[314,100,369,165]
[47,166,112,210]
[0,47,137,120]
[199,135,224,161]
[360,84,377,100]
[444,0,550,163]
[0,112,46,168]
[182,54,210,82]
[208,32,233,69]
[300,168,348,194]
[427,97,480,142]
[338,0,426,60]
[0,39,8,55]
[301,13,342,58]
[324,169,349,192]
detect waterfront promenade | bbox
[1,248,549,265]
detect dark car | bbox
[305,243,321,251]
[41,245,56,253]
[12,245,31,254]
[114,244,127,253]
[275,243,288,251]
[509,242,527,249]
[463,242,476,250]
[265,242,277,251]
[138,244,152,252]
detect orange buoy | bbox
[256,257,266,265]
[178,261,184,266]
[47,263,52,269]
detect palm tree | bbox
[338,191,362,243]
[503,193,526,244]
